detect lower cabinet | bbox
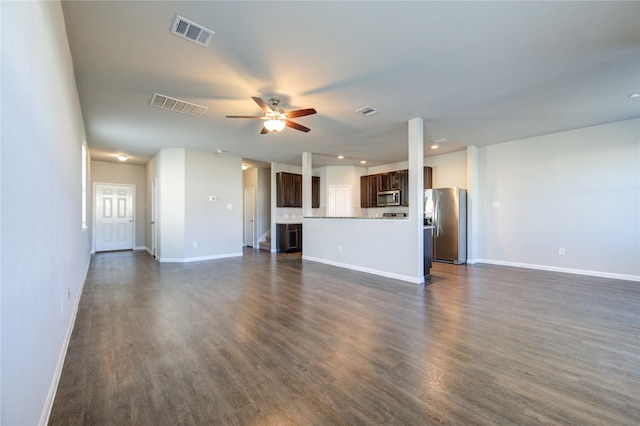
[277,223,302,253]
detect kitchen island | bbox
[302,216,431,283]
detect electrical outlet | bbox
[338,245,343,252]
[558,248,566,256]
[67,287,71,300]
[209,195,216,201]
[193,241,198,248]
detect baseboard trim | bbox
[302,255,424,284]
[158,252,243,263]
[41,254,91,425]
[476,258,640,282]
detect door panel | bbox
[244,187,255,247]
[95,184,134,251]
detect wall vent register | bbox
[150,93,207,117]
[171,15,215,47]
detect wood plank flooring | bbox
[49,248,640,425]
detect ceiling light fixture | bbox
[360,160,367,164]
[629,92,640,98]
[117,154,128,161]
[241,164,248,170]
[337,155,344,159]
[263,119,286,132]
[431,145,439,150]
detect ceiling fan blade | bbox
[252,97,272,114]
[285,120,311,133]
[225,115,265,119]
[260,126,270,135]
[285,108,317,119]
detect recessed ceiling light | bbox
[337,155,344,159]
[629,92,640,98]
[360,160,367,164]
[117,154,128,161]
[431,145,439,150]
[216,149,225,153]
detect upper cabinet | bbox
[276,172,320,208]
[312,176,320,208]
[360,167,432,208]
[424,166,433,190]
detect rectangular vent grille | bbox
[171,15,214,47]
[355,106,380,116]
[150,93,207,117]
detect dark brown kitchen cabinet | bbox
[389,171,402,190]
[277,223,302,253]
[276,172,319,208]
[400,169,409,206]
[360,176,371,207]
[276,172,301,207]
[424,166,433,189]
[361,174,380,207]
[312,176,320,208]
[377,173,390,191]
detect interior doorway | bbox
[94,183,135,252]
[244,187,255,248]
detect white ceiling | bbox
[61,1,640,168]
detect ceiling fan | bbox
[226,97,317,134]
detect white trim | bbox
[134,246,146,251]
[41,255,90,425]
[303,255,425,284]
[158,252,243,263]
[477,258,640,282]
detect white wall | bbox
[91,160,146,249]
[1,2,92,424]
[425,150,468,188]
[477,119,640,280]
[184,149,243,259]
[156,148,186,260]
[154,148,243,262]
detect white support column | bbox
[302,152,312,217]
[408,118,425,279]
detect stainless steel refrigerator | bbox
[424,187,467,264]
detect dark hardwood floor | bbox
[49,248,640,425]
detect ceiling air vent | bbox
[355,106,380,116]
[150,93,207,117]
[171,15,214,47]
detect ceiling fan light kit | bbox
[226,96,317,134]
[264,119,286,132]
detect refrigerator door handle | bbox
[434,199,438,237]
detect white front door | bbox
[244,187,255,248]
[328,185,351,217]
[95,184,134,252]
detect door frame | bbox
[151,178,158,258]
[93,182,136,253]
[244,186,256,248]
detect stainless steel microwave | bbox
[377,190,401,206]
